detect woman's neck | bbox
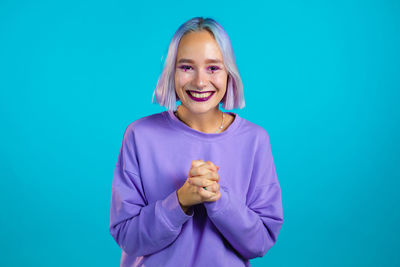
[175,105,224,133]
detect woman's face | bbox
[174,30,228,114]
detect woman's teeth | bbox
[188,91,212,98]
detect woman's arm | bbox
[109,126,193,257]
[109,166,193,257]
[203,132,283,260]
[204,183,282,259]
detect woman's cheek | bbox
[212,75,227,89]
[176,73,192,86]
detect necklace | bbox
[174,110,225,133]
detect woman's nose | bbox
[193,69,208,89]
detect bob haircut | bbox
[152,17,245,111]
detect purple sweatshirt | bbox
[109,110,283,267]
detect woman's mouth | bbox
[186,90,215,102]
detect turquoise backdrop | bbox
[1,0,399,266]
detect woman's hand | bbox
[177,160,221,213]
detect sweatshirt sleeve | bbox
[109,126,193,257]
[203,131,283,259]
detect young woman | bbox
[109,17,283,267]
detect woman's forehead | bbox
[177,31,223,62]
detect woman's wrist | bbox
[177,189,190,214]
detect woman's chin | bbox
[181,103,220,115]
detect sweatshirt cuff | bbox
[203,186,230,217]
[158,190,194,230]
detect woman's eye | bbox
[208,66,220,73]
[178,65,192,72]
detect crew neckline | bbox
[164,109,242,141]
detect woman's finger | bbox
[198,186,218,199]
[189,173,219,186]
[189,177,216,187]
[191,160,205,168]
[205,161,219,172]
[189,162,219,177]
[203,191,221,202]
[202,182,219,193]
[190,164,213,177]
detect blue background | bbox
[1,0,399,266]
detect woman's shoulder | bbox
[128,110,167,128]
[236,115,270,140]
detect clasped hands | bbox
[177,160,221,213]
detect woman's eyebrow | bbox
[177,58,223,64]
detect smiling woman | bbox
[173,30,229,133]
[109,17,283,267]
